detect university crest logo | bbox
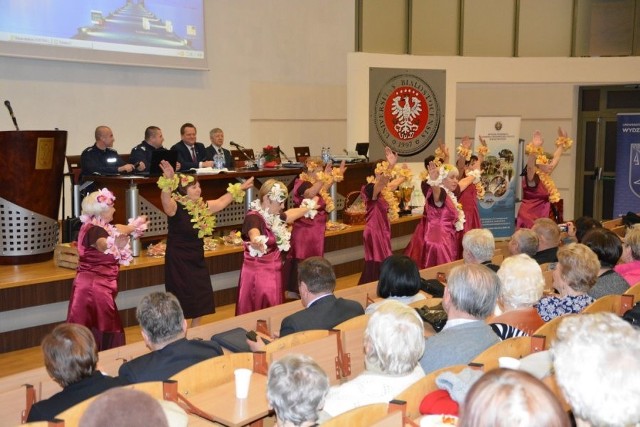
[629,143,640,198]
[374,74,440,156]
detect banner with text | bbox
[474,116,522,238]
[613,113,640,217]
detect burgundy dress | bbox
[456,183,482,256]
[516,175,550,229]
[283,179,327,293]
[359,183,391,285]
[236,210,285,315]
[67,223,125,351]
[404,181,430,266]
[165,204,215,319]
[420,187,459,268]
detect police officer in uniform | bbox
[81,126,138,178]
[129,126,169,172]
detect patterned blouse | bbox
[534,294,595,322]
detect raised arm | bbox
[159,160,178,217]
[284,197,319,223]
[436,139,450,164]
[427,161,444,207]
[526,131,543,183]
[456,136,472,171]
[207,177,255,213]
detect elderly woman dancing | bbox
[66,188,147,350]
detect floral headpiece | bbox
[268,183,287,203]
[179,174,195,188]
[96,188,115,209]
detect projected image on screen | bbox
[0,0,206,69]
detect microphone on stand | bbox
[4,100,19,131]
[229,141,245,150]
[230,141,258,170]
[277,146,293,163]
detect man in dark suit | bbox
[205,127,235,169]
[170,123,212,171]
[118,292,223,384]
[248,257,364,350]
[129,125,173,172]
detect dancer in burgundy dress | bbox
[67,188,147,351]
[359,147,411,284]
[516,128,572,229]
[283,158,345,298]
[236,179,317,315]
[158,160,253,327]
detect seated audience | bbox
[535,243,599,322]
[365,254,426,314]
[532,218,561,264]
[581,228,629,299]
[322,300,425,416]
[565,216,602,243]
[79,388,188,427]
[249,257,364,350]
[267,354,330,427]
[458,368,570,427]
[507,228,539,257]
[419,264,500,375]
[614,225,640,287]
[490,254,545,339]
[552,313,640,427]
[26,324,123,422]
[118,292,223,383]
[462,228,499,272]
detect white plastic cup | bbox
[498,356,521,370]
[234,368,252,399]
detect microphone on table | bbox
[277,146,293,163]
[230,141,258,170]
[4,100,19,131]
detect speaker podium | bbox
[0,130,67,265]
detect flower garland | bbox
[173,194,217,238]
[366,162,413,221]
[79,215,133,266]
[457,144,472,161]
[227,183,246,204]
[299,164,344,213]
[477,144,489,156]
[466,169,486,200]
[426,164,465,231]
[434,147,446,164]
[248,199,291,255]
[525,142,563,203]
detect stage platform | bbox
[0,215,419,353]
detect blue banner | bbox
[613,113,640,218]
[474,117,521,238]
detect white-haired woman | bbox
[322,300,425,417]
[66,188,147,350]
[535,243,599,321]
[236,179,317,314]
[489,254,545,339]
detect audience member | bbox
[79,388,188,427]
[205,128,235,169]
[130,126,172,172]
[419,264,500,375]
[535,243,599,322]
[532,218,561,264]
[462,228,499,272]
[614,225,640,287]
[458,368,570,427]
[267,354,330,427]
[170,123,212,170]
[566,216,602,243]
[366,254,426,314]
[581,227,629,299]
[26,324,123,422]
[81,125,137,178]
[248,257,364,351]
[507,228,539,257]
[118,292,223,383]
[552,313,640,427]
[490,254,545,339]
[322,300,425,416]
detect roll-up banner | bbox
[474,116,522,238]
[613,113,640,217]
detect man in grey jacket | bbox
[419,264,500,374]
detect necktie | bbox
[190,147,197,163]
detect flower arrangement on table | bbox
[261,145,280,167]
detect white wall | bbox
[347,53,640,219]
[0,1,354,216]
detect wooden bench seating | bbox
[581,293,633,316]
[322,400,407,427]
[470,335,546,371]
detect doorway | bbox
[575,85,640,220]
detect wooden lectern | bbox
[0,130,67,265]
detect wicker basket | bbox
[54,243,79,270]
[342,191,366,225]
